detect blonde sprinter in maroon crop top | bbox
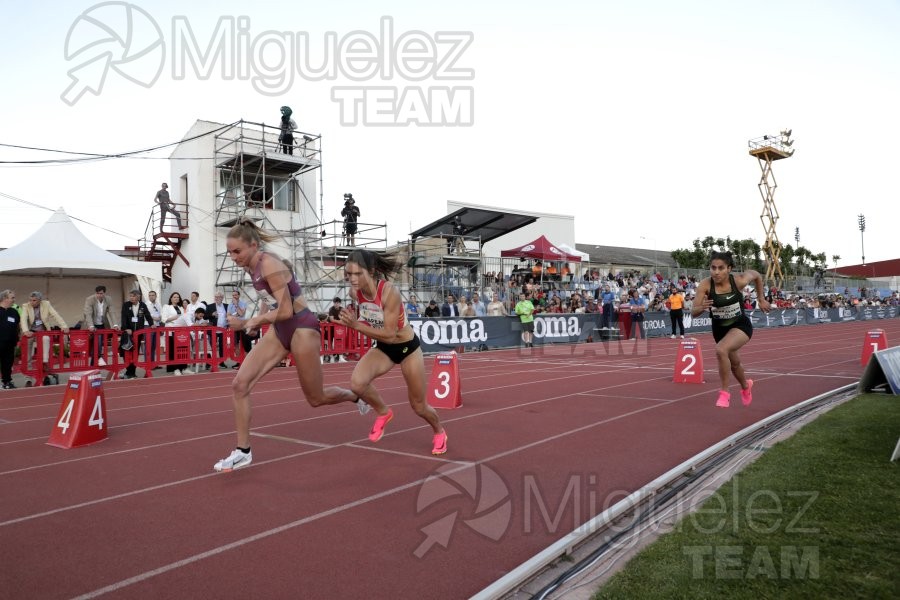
[212,219,376,472]
[334,249,448,455]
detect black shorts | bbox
[712,315,753,344]
[520,321,534,333]
[374,334,421,364]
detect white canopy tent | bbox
[556,242,590,261]
[0,208,162,324]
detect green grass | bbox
[594,394,900,600]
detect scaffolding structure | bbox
[212,120,325,306]
[748,130,794,290]
[406,233,483,301]
[294,218,389,308]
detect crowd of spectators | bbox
[405,269,900,318]
[0,284,293,386]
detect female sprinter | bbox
[213,219,374,472]
[335,249,448,455]
[691,251,771,408]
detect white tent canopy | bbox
[556,242,590,261]
[0,208,161,282]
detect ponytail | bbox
[227,217,279,245]
[346,249,401,280]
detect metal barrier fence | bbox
[12,324,372,386]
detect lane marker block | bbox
[428,351,462,409]
[861,329,888,366]
[673,338,705,384]
[47,370,108,449]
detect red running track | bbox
[0,319,895,599]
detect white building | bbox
[159,119,322,305]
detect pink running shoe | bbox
[715,390,730,408]
[369,409,394,442]
[432,432,448,455]
[741,379,754,406]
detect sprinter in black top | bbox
[692,251,770,408]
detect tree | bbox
[779,243,795,277]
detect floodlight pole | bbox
[748,131,794,290]
[858,214,866,265]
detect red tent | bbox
[500,235,583,262]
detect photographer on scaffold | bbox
[341,193,360,246]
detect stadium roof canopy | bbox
[409,208,537,245]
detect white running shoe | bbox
[97,358,107,366]
[338,356,347,363]
[173,370,182,376]
[214,448,252,472]
[356,399,371,415]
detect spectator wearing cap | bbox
[424,299,440,317]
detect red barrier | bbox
[13,324,369,383]
[15,330,125,386]
[318,322,372,361]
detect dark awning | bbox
[409,208,538,245]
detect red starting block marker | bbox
[861,329,888,366]
[47,370,108,449]
[673,338,705,384]
[427,351,462,409]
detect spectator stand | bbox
[407,208,538,304]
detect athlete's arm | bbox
[692,279,712,317]
[246,255,294,331]
[737,270,771,312]
[339,280,406,343]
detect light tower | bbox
[748,129,794,289]
[858,214,866,265]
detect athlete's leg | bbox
[729,348,749,390]
[398,347,443,434]
[349,347,395,417]
[230,329,289,447]
[290,329,376,408]
[714,328,751,392]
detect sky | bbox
[1,0,898,269]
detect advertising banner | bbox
[409,305,898,353]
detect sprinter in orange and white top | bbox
[335,249,448,455]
